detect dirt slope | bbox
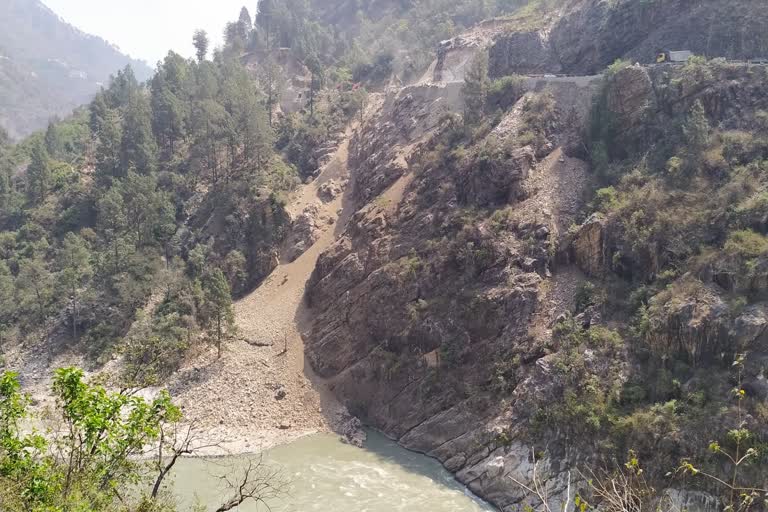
[165,124,361,454]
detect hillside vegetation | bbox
[2,1,768,511]
[0,0,152,139]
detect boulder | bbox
[731,304,768,350]
[285,203,323,262]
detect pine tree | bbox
[44,120,60,158]
[120,89,158,174]
[97,187,128,273]
[0,126,9,148]
[95,109,123,183]
[256,0,276,48]
[190,100,228,184]
[106,66,139,108]
[683,99,710,152]
[238,6,253,40]
[305,53,324,118]
[26,140,51,203]
[151,53,190,158]
[224,22,246,54]
[57,233,92,339]
[89,93,110,133]
[16,257,53,328]
[203,269,234,358]
[258,56,283,126]
[462,50,489,126]
[0,261,13,345]
[193,30,209,62]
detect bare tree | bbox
[147,422,288,511]
[214,455,289,512]
[577,455,660,512]
[150,421,222,499]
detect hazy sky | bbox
[42,0,252,66]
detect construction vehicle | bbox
[656,50,694,63]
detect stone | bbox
[285,203,323,262]
[318,179,345,202]
[731,304,768,350]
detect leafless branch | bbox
[214,454,289,512]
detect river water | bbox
[172,431,495,511]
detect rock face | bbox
[646,280,733,364]
[350,82,462,203]
[551,0,768,74]
[284,203,324,262]
[304,77,596,511]
[432,0,768,82]
[605,65,655,127]
[458,145,535,207]
[488,31,563,77]
[570,213,606,277]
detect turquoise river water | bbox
[172,431,495,511]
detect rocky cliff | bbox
[302,6,768,507]
[433,0,768,81]
[304,69,603,508]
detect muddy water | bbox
[172,431,495,511]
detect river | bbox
[172,430,495,511]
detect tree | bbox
[105,65,139,108]
[0,262,13,345]
[89,93,110,134]
[462,50,489,126]
[238,6,253,39]
[682,99,710,153]
[151,52,191,158]
[220,60,273,170]
[224,22,246,54]
[258,56,284,125]
[97,187,128,273]
[56,233,92,339]
[193,29,209,62]
[16,257,53,329]
[203,269,234,358]
[256,0,276,48]
[0,126,10,148]
[190,99,229,184]
[0,369,287,511]
[305,53,325,118]
[117,172,173,249]
[678,355,768,511]
[94,108,123,183]
[120,89,158,174]
[223,250,247,292]
[44,120,61,158]
[26,141,51,203]
[0,368,179,511]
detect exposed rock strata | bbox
[305,76,598,511]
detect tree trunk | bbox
[217,313,222,359]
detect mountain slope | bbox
[0,0,152,139]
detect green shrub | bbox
[487,75,525,112]
[574,282,598,313]
[724,229,768,259]
[592,186,619,212]
[605,59,631,78]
